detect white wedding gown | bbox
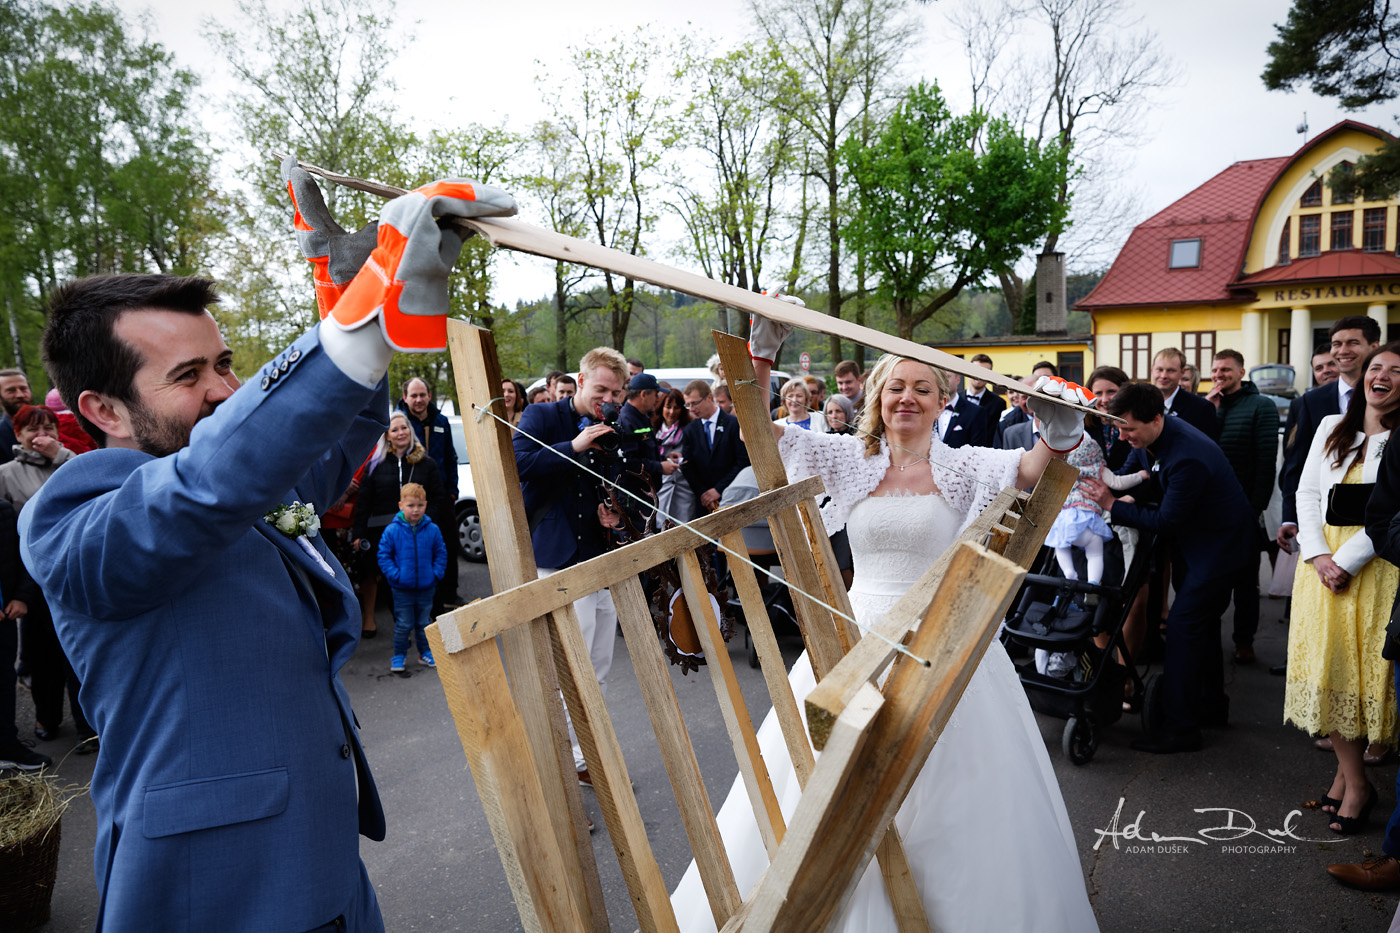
[670,492,1099,932]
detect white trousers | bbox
[539,567,618,770]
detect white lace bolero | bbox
[778,427,1023,536]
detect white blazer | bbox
[1296,414,1391,574]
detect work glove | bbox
[282,155,379,318]
[1028,375,1092,453]
[748,288,802,365]
[332,178,518,353]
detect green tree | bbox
[1263,0,1400,198]
[0,0,223,370]
[539,29,684,352]
[841,82,1071,340]
[751,0,917,363]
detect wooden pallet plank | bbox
[425,631,586,933]
[720,530,814,784]
[610,574,742,926]
[737,544,1025,932]
[437,320,606,929]
[548,603,680,933]
[435,477,824,654]
[677,549,785,855]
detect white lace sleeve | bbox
[927,437,1023,532]
[778,428,883,534]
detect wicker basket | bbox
[0,776,66,932]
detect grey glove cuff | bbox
[321,320,393,388]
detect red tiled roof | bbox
[1235,250,1400,285]
[1076,157,1288,309]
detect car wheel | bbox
[457,504,486,562]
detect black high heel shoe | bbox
[1330,784,1378,835]
[1320,791,1342,814]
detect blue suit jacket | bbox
[22,328,387,932]
[1279,381,1343,525]
[515,397,620,569]
[1108,416,1256,581]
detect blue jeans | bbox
[390,587,434,659]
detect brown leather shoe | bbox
[1233,645,1256,664]
[577,768,592,787]
[1327,856,1400,891]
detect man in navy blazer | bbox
[23,275,391,931]
[937,389,994,448]
[515,347,631,783]
[680,379,749,517]
[1086,383,1257,754]
[1152,348,1219,441]
[1279,317,1380,550]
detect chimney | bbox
[1036,251,1067,337]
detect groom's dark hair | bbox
[43,274,220,447]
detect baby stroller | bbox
[1001,526,1157,765]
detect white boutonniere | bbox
[264,501,321,538]
[264,501,334,577]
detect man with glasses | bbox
[680,380,748,519]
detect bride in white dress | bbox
[670,353,1100,932]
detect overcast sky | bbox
[117,0,1396,305]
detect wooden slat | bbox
[425,631,585,933]
[734,544,1025,932]
[712,332,848,680]
[677,549,785,855]
[436,321,607,929]
[997,457,1077,567]
[548,603,679,933]
[721,530,814,784]
[435,477,825,654]
[610,575,742,926]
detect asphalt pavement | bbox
[27,559,1400,932]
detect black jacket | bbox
[681,410,749,500]
[0,497,38,607]
[1166,388,1219,442]
[1366,437,1400,652]
[1280,381,1344,525]
[394,399,458,499]
[351,449,450,541]
[942,394,994,449]
[617,401,664,483]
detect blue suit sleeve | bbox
[1280,395,1319,525]
[1109,456,1210,533]
[21,328,387,620]
[514,403,578,480]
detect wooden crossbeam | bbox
[433,477,824,654]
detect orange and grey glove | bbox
[282,155,379,318]
[748,288,802,365]
[1028,375,1092,453]
[331,178,517,353]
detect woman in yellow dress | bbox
[1286,342,1400,834]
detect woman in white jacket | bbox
[772,376,828,433]
[1285,342,1400,834]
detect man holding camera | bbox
[513,346,631,785]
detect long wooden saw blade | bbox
[273,152,1114,420]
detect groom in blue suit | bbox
[20,164,513,930]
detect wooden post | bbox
[433,321,607,930]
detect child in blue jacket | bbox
[377,482,448,672]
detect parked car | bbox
[446,415,485,562]
[1248,363,1296,425]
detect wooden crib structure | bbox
[425,321,1077,932]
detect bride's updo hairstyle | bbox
[858,354,950,457]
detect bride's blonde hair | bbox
[858,354,950,457]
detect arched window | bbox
[1300,179,1323,207]
[1331,162,1355,205]
[1278,217,1290,265]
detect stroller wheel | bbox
[1062,716,1098,765]
[1141,672,1165,736]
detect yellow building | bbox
[1079,120,1398,390]
[931,337,1092,386]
